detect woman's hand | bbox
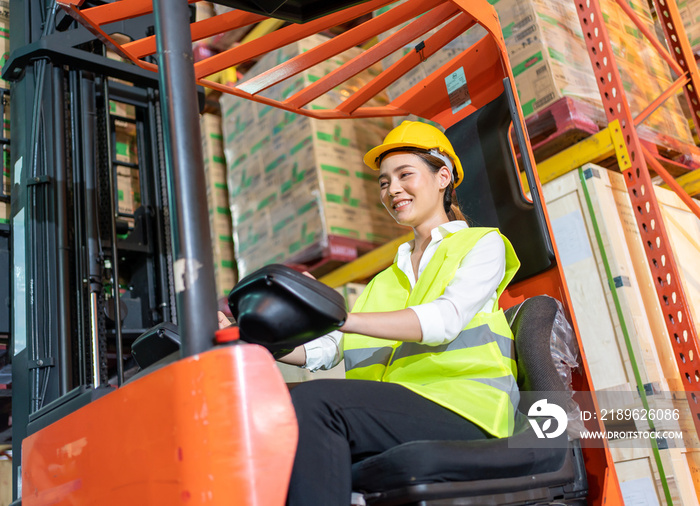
[217,311,231,330]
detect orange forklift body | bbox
[22,344,297,505]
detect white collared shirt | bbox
[303,221,506,371]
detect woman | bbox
[219,121,520,505]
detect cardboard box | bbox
[221,35,406,277]
[0,201,8,225]
[201,112,237,295]
[115,127,138,165]
[377,0,694,146]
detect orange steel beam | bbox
[633,73,690,126]
[193,0,390,78]
[642,144,700,220]
[577,0,700,442]
[336,12,477,115]
[237,0,449,97]
[649,0,700,141]
[124,10,267,59]
[284,3,461,109]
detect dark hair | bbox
[378,148,466,222]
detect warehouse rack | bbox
[575,0,700,446]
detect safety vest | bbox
[343,228,521,438]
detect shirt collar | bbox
[396,220,469,258]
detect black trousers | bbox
[286,379,490,506]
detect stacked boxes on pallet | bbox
[201,113,238,298]
[678,0,700,54]
[221,34,407,277]
[541,166,700,503]
[376,0,693,147]
[600,0,693,147]
[114,127,140,222]
[106,46,141,227]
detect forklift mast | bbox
[3,0,198,497]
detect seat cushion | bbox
[352,416,568,493]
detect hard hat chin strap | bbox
[427,149,455,182]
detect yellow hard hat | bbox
[363,121,464,187]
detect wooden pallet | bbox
[522,97,700,177]
[610,440,700,505]
[286,234,389,279]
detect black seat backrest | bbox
[446,78,554,283]
[505,296,570,414]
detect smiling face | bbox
[378,151,451,228]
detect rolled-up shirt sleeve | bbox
[409,231,506,346]
[303,330,344,371]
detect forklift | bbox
[3,0,628,503]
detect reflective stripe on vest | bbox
[343,227,521,438]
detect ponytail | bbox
[443,181,466,221]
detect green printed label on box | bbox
[624,25,641,39]
[282,77,305,99]
[222,260,235,269]
[257,193,278,210]
[214,182,227,190]
[116,142,130,158]
[512,51,543,77]
[291,136,313,155]
[258,105,273,118]
[520,98,536,117]
[216,206,230,216]
[219,234,234,243]
[224,101,241,118]
[231,154,247,169]
[213,155,226,165]
[355,171,375,181]
[118,189,124,201]
[267,253,285,265]
[321,164,349,176]
[265,155,286,173]
[273,112,299,135]
[210,133,223,141]
[502,22,515,39]
[331,226,360,239]
[250,136,270,156]
[538,13,559,27]
[326,191,359,207]
[297,200,315,216]
[317,125,350,146]
[273,215,295,233]
[548,47,566,64]
[237,209,253,225]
